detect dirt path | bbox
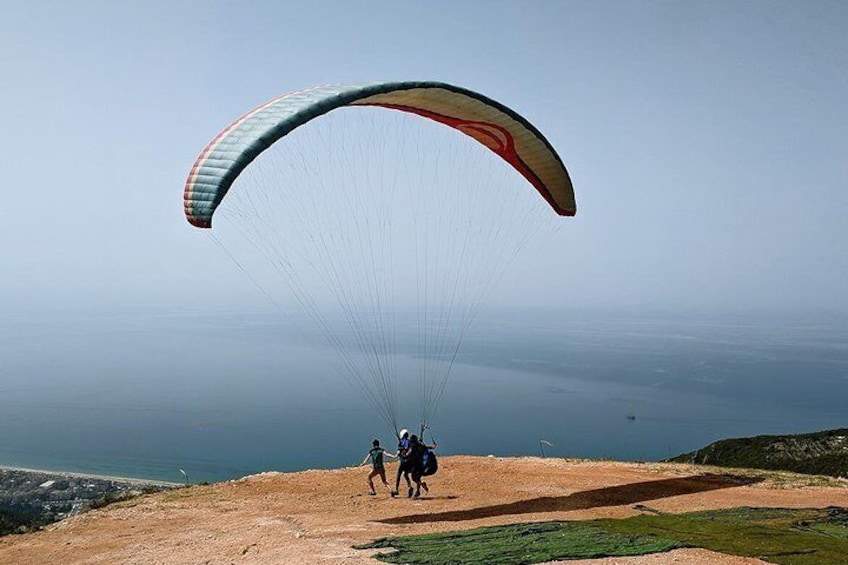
[1,456,845,564]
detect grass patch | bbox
[358,507,848,565]
[606,507,848,565]
[357,521,682,564]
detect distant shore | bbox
[0,465,179,487]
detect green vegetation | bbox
[88,489,143,510]
[357,507,848,565]
[667,428,848,478]
[0,509,48,536]
[357,521,681,564]
[608,507,848,565]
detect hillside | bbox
[0,456,846,564]
[667,428,848,477]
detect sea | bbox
[1,307,846,484]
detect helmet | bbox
[399,429,409,439]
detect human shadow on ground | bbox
[379,473,762,525]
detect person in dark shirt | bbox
[406,434,437,498]
[360,438,396,496]
[393,429,413,498]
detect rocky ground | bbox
[1,456,846,564]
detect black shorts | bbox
[398,460,414,473]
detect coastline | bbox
[0,465,180,487]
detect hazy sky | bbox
[3,1,847,316]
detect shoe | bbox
[368,491,376,496]
[421,482,428,493]
[407,487,414,498]
[413,490,420,498]
[390,491,398,498]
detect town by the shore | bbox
[0,465,178,535]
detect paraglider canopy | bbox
[184,81,575,229]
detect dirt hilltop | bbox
[1,455,846,565]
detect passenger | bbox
[407,434,437,498]
[393,429,413,498]
[360,438,395,496]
